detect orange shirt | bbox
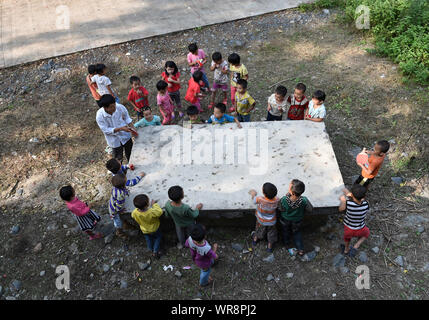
[362,154,385,179]
[86,74,101,101]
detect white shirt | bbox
[307,100,326,119]
[267,93,289,117]
[211,60,229,84]
[91,74,112,96]
[96,103,132,148]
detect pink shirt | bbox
[66,197,90,216]
[157,93,174,113]
[187,49,206,74]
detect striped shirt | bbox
[108,176,142,215]
[344,199,369,230]
[253,196,279,226]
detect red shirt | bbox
[185,78,200,104]
[66,197,90,217]
[287,95,309,120]
[127,86,149,111]
[161,71,181,93]
[86,75,101,100]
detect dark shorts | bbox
[168,90,182,107]
[343,225,370,242]
[354,175,374,187]
[255,221,278,244]
[266,112,282,121]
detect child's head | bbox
[88,64,97,75]
[156,80,168,94]
[165,61,178,75]
[106,158,121,174]
[142,106,153,121]
[228,53,241,66]
[129,76,141,89]
[275,85,287,103]
[100,94,116,113]
[168,185,184,203]
[351,184,367,202]
[289,179,305,197]
[134,194,150,211]
[374,140,390,155]
[213,103,226,119]
[95,63,106,75]
[188,43,198,54]
[112,173,127,189]
[212,52,222,64]
[262,182,278,200]
[312,90,326,106]
[59,185,75,202]
[294,83,306,99]
[190,223,206,242]
[186,105,200,121]
[236,79,247,94]
[192,70,203,83]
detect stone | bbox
[332,253,345,268]
[301,250,317,262]
[33,243,43,253]
[5,296,17,300]
[40,271,45,277]
[286,273,294,279]
[263,254,275,263]
[359,252,368,263]
[86,294,94,299]
[391,177,404,184]
[17,188,24,196]
[111,258,120,266]
[322,9,330,15]
[10,225,20,234]
[314,246,320,253]
[138,262,150,271]
[417,226,425,233]
[10,280,22,292]
[102,264,110,273]
[231,243,243,252]
[104,233,114,244]
[120,280,128,289]
[395,256,405,267]
[420,262,429,272]
[266,273,274,281]
[371,247,380,254]
[69,243,79,254]
[174,271,182,278]
[403,215,428,227]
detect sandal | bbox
[89,232,103,240]
[347,247,358,258]
[250,231,257,246]
[297,250,305,256]
[200,277,214,287]
[340,244,345,255]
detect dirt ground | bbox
[0,8,428,300]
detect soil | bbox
[0,7,428,300]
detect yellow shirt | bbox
[131,204,163,234]
[235,91,255,115]
[230,64,248,87]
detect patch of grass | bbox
[298,0,345,12]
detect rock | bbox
[10,225,20,234]
[120,280,128,289]
[5,296,17,300]
[266,273,274,281]
[232,40,246,49]
[40,271,45,277]
[332,253,346,268]
[86,294,94,299]
[111,258,120,266]
[323,9,330,15]
[104,233,114,244]
[395,256,405,267]
[17,188,24,196]
[286,273,294,279]
[301,250,317,262]
[340,266,349,274]
[174,271,182,278]
[102,264,110,273]
[403,215,428,227]
[420,262,429,272]
[263,254,275,263]
[47,223,58,231]
[417,226,425,233]
[314,246,320,253]
[69,243,79,255]
[10,280,22,292]
[371,247,380,254]
[359,252,368,263]
[391,177,404,184]
[137,262,150,271]
[231,243,243,252]
[33,243,43,253]
[388,139,396,145]
[394,233,409,241]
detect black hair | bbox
[214,103,226,114]
[142,106,152,113]
[212,52,222,62]
[228,53,240,65]
[88,65,96,75]
[376,140,390,153]
[106,158,120,174]
[190,223,206,242]
[59,185,74,201]
[290,179,305,196]
[168,185,184,202]
[112,173,126,189]
[95,63,106,74]
[275,85,287,97]
[165,61,178,75]
[129,76,140,84]
[186,105,199,116]
[192,70,203,82]
[295,83,306,92]
[188,43,198,53]
[236,79,247,89]
[263,182,278,199]
[351,184,367,201]
[100,94,116,108]
[156,80,168,91]
[134,194,149,210]
[312,90,326,102]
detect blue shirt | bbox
[207,114,235,124]
[134,115,161,128]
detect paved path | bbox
[0,0,311,68]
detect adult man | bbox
[96,94,134,162]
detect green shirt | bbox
[164,201,200,227]
[278,196,313,222]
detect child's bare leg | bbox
[268,242,273,249]
[211,90,216,104]
[353,237,367,250]
[344,240,351,254]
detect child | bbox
[287,83,309,120]
[185,223,219,287]
[305,90,326,122]
[106,157,134,176]
[228,53,248,112]
[60,185,103,240]
[134,107,161,128]
[267,85,288,121]
[108,173,144,239]
[131,194,163,258]
[207,103,242,128]
[249,183,280,252]
[339,184,370,257]
[86,64,102,107]
[277,179,313,256]
[127,76,149,121]
[91,63,119,103]
[235,79,256,122]
[209,52,229,109]
[187,43,210,90]
[164,185,203,248]
[156,80,175,125]
[181,105,205,128]
[185,71,205,112]
[355,140,390,187]
[161,61,183,117]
